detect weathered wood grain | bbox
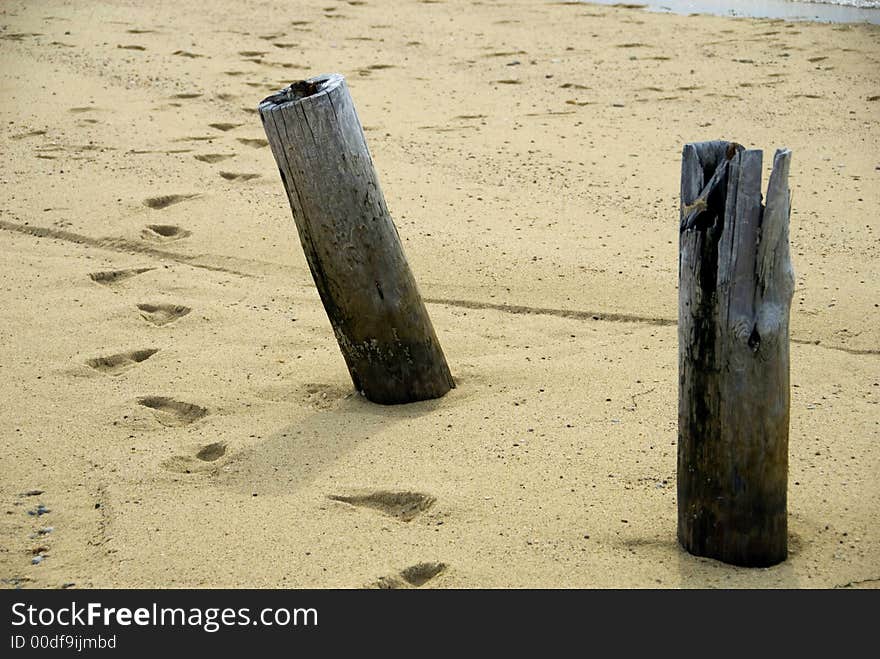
[678,141,794,567]
[259,74,454,404]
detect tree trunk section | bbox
[678,141,794,567]
[259,74,454,404]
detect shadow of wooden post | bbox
[259,74,454,405]
[678,141,794,566]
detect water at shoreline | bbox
[584,0,880,24]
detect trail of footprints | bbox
[75,64,447,585]
[84,224,216,469]
[328,490,448,587]
[82,112,269,467]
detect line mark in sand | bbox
[328,490,435,522]
[138,396,208,426]
[369,562,447,589]
[425,296,675,327]
[143,194,199,210]
[425,298,879,355]
[89,267,154,285]
[834,576,880,589]
[0,220,251,278]
[0,221,873,355]
[141,224,191,243]
[136,303,191,326]
[790,338,879,355]
[86,349,158,376]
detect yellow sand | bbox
[1,0,878,588]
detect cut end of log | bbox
[259,73,344,112]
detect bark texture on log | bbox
[259,74,454,404]
[678,141,794,567]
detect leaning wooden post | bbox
[259,74,454,404]
[678,141,794,567]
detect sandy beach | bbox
[1,0,878,588]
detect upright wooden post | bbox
[259,74,454,404]
[678,141,794,567]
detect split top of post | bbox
[259,74,344,114]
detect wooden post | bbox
[678,141,794,567]
[259,74,454,404]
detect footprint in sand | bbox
[237,138,268,148]
[219,172,260,182]
[86,349,158,376]
[117,44,146,51]
[194,153,235,163]
[369,562,447,589]
[137,396,207,426]
[141,225,191,243]
[238,50,267,57]
[209,122,243,132]
[327,490,435,522]
[11,129,47,140]
[172,50,203,58]
[89,267,154,286]
[136,303,191,326]
[143,194,198,210]
[358,64,395,76]
[161,442,227,473]
[171,92,202,99]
